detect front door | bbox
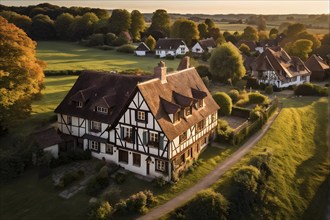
[146,162,150,175]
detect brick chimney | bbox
[177,56,190,70]
[154,61,167,84]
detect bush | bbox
[87,33,105,46]
[248,92,269,105]
[246,77,259,89]
[165,54,175,60]
[105,33,117,45]
[112,36,129,46]
[227,89,240,103]
[153,176,167,188]
[86,176,102,196]
[212,92,233,116]
[126,191,148,214]
[59,170,84,188]
[114,199,127,214]
[144,190,158,207]
[104,187,121,204]
[265,85,273,94]
[235,92,249,107]
[196,65,211,78]
[116,44,135,53]
[114,172,126,184]
[217,119,233,143]
[201,51,211,61]
[235,79,247,89]
[294,83,328,96]
[89,201,113,220]
[184,190,229,220]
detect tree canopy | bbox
[31,14,56,40]
[129,10,145,42]
[0,16,44,132]
[209,42,245,82]
[55,13,74,40]
[198,22,208,39]
[108,9,131,35]
[144,35,156,51]
[171,19,199,46]
[149,9,170,36]
[241,26,259,42]
[285,39,313,61]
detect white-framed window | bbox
[137,110,146,121]
[184,106,192,117]
[90,140,99,151]
[91,121,101,132]
[149,132,159,143]
[133,153,141,167]
[156,159,166,172]
[106,144,113,155]
[77,101,83,108]
[96,106,108,114]
[67,116,72,125]
[197,99,204,108]
[122,126,134,143]
[180,47,185,53]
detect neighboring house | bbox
[256,34,288,53]
[251,46,311,88]
[155,38,189,58]
[191,38,217,54]
[55,59,219,181]
[33,128,62,158]
[305,54,330,81]
[135,42,150,56]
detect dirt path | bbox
[138,107,282,220]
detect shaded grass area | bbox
[0,76,78,148]
[208,97,329,219]
[0,169,90,220]
[36,41,181,72]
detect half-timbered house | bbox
[55,59,219,181]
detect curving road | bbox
[138,106,282,220]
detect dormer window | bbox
[77,101,83,108]
[96,106,108,114]
[173,111,181,123]
[184,106,192,117]
[197,99,204,108]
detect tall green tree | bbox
[205,18,215,31]
[0,16,44,132]
[130,10,145,42]
[285,23,306,39]
[144,35,156,51]
[171,19,199,46]
[209,42,245,82]
[209,27,225,44]
[269,28,279,39]
[241,26,259,42]
[108,9,131,35]
[257,15,267,31]
[31,14,56,40]
[149,9,170,36]
[285,39,313,61]
[198,22,208,39]
[0,11,32,35]
[55,13,74,40]
[69,12,99,40]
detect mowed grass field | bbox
[36,41,181,72]
[205,96,329,219]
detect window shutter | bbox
[120,127,124,140]
[159,135,164,150]
[143,131,148,145]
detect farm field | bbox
[36,41,182,72]
[167,96,329,219]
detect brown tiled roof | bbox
[251,47,311,80]
[155,38,186,50]
[33,128,62,149]
[135,42,150,51]
[55,71,153,125]
[198,38,216,50]
[305,54,330,72]
[177,56,190,70]
[138,68,220,140]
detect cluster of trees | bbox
[0,16,44,133]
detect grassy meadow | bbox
[36,41,181,72]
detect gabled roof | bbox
[155,38,186,51]
[251,47,311,79]
[55,71,153,125]
[138,68,220,141]
[305,54,330,71]
[33,128,62,149]
[197,38,216,50]
[135,42,150,52]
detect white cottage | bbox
[135,42,150,56]
[251,47,311,88]
[155,38,189,58]
[191,38,216,54]
[55,59,219,181]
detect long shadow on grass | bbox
[45,78,77,87]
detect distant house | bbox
[135,42,150,56]
[155,38,189,58]
[191,38,217,54]
[33,128,62,158]
[305,54,330,81]
[251,46,311,88]
[55,59,219,181]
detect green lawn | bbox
[207,96,329,219]
[36,41,181,72]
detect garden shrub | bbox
[265,85,273,94]
[212,92,233,116]
[227,89,240,103]
[248,92,269,105]
[89,201,113,220]
[153,176,167,188]
[126,191,148,214]
[87,33,105,46]
[112,36,129,46]
[116,44,135,53]
[103,187,121,204]
[246,77,259,89]
[235,92,249,107]
[217,119,233,143]
[114,172,126,184]
[184,190,229,220]
[201,51,211,61]
[86,176,102,196]
[235,79,247,89]
[272,85,282,92]
[59,170,84,188]
[196,65,211,78]
[144,190,158,207]
[259,82,266,90]
[114,199,127,214]
[294,83,328,96]
[105,33,117,45]
[165,54,175,60]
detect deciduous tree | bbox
[285,39,313,61]
[130,10,145,42]
[171,19,199,46]
[149,9,170,36]
[108,9,131,35]
[55,13,74,40]
[31,14,56,40]
[241,26,259,42]
[0,16,44,133]
[198,22,208,39]
[144,35,156,51]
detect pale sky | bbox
[1,0,329,14]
